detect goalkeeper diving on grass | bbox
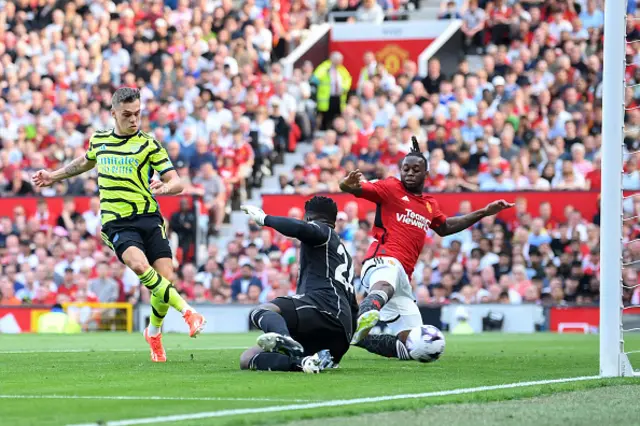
[32,87,206,362]
[240,197,358,373]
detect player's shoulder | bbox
[418,193,443,212]
[373,176,402,188]
[139,131,163,150]
[90,128,115,140]
[419,192,438,201]
[417,192,438,205]
[309,221,334,242]
[138,130,155,141]
[309,220,332,233]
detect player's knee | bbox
[249,308,264,329]
[251,303,280,317]
[370,281,395,299]
[239,347,262,370]
[123,251,150,275]
[239,351,252,370]
[153,259,175,281]
[249,304,279,329]
[129,259,151,275]
[259,303,281,314]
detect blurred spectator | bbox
[192,163,226,237]
[313,52,353,130]
[0,276,21,305]
[89,263,119,303]
[356,0,385,23]
[231,263,263,301]
[439,1,462,20]
[331,0,359,23]
[170,198,197,261]
[82,197,101,237]
[56,198,81,232]
[461,0,486,54]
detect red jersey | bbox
[57,284,78,298]
[585,169,601,191]
[72,291,99,303]
[478,157,510,174]
[234,142,254,165]
[356,177,447,277]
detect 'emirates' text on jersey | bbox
[357,177,447,277]
[297,222,358,337]
[85,130,174,225]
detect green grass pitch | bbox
[1,333,639,426]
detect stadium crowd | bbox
[0,0,638,310]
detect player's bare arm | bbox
[32,155,96,187]
[150,169,184,196]
[339,169,364,196]
[432,199,514,237]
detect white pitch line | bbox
[0,347,245,354]
[0,395,311,403]
[68,375,603,426]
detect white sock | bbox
[148,324,161,336]
[180,305,193,315]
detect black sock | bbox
[356,334,412,360]
[250,308,290,336]
[248,352,303,371]
[358,290,388,316]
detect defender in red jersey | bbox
[340,138,513,361]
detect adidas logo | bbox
[401,196,409,202]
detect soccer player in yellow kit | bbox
[32,87,206,362]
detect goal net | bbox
[601,0,638,377]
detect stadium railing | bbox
[62,302,134,333]
[326,10,412,22]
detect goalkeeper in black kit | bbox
[239,196,358,373]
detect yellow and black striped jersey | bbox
[85,129,174,225]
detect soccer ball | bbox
[405,325,445,363]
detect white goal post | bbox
[600,0,635,377]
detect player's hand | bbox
[31,170,54,187]
[484,200,515,216]
[241,204,266,226]
[341,169,363,190]
[150,179,169,195]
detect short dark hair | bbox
[304,196,338,223]
[112,87,140,107]
[403,136,428,169]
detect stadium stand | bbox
[0,0,637,310]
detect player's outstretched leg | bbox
[351,283,393,344]
[250,304,304,357]
[124,248,206,349]
[355,333,412,360]
[240,347,334,373]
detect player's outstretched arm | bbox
[150,170,184,196]
[339,169,364,196]
[433,199,514,237]
[241,205,327,245]
[32,155,96,187]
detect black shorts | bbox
[271,295,351,363]
[101,213,172,264]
